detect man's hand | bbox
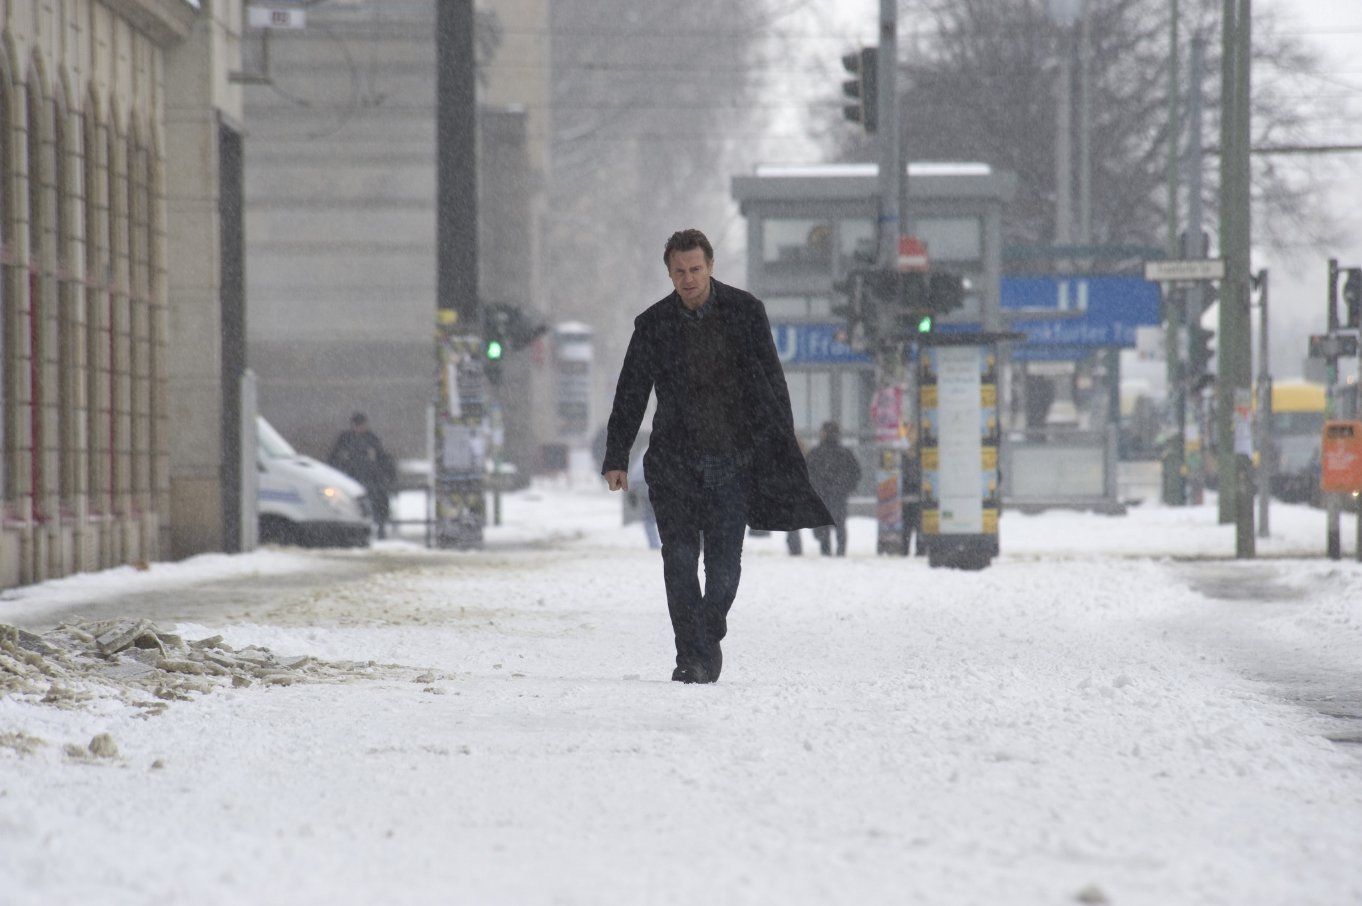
[604,470,628,492]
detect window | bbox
[785,370,833,436]
[83,103,107,513]
[916,216,982,263]
[55,99,79,508]
[764,295,834,320]
[0,77,11,505]
[128,132,149,505]
[27,80,47,516]
[838,219,877,267]
[762,218,833,272]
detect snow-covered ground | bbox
[2,484,1361,905]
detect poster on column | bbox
[922,346,985,535]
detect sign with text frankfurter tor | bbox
[1143,258,1225,283]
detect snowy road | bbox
[2,486,1361,905]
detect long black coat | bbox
[602,279,832,532]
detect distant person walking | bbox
[900,438,925,557]
[328,412,396,539]
[805,421,861,557]
[601,228,831,684]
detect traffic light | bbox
[483,329,505,386]
[1188,324,1215,393]
[926,272,965,313]
[846,269,970,341]
[481,303,547,387]
[1343,267,1362,329]
[841,46,877,133]
[831,271,869,350]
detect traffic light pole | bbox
[1255,269,1270,538]
[875,0,907,556]
[1218,0,1254,556]
[1327,258,1342,559]
[875,0,901,268]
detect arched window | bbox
[107,115,128,512]
[83,98,107,515]
[147,132,166,512]
[127,126,149,508]
[26,74,47,520]
[54,88,78,510]
[0,64,13,508]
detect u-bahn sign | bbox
[1001,275,1161,352]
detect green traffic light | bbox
[486,339,504,360]
[916,315,933,333]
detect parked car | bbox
[257,416,371,547]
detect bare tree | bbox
[547,0,821,387]
[814,0,1345,263]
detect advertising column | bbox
[919,341,1001,569]
[433,312,487,548]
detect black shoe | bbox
[704,642,723,681]
[671,663,712,684]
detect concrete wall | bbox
[242,0,553,476]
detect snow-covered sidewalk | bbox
[2,486,1360,905]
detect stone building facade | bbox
[0,0,245,588]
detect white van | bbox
[257,416,372,547]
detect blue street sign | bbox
[1002,275,1160,350]
[772,323,871,365]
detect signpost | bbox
[1143,259,1225,510]
[1143,258,1225,283]
[247,5,305,28]
[897,235,928,272]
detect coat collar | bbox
[666,278,736,319]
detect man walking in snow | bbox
[601,229,831,684]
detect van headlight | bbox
[317,485,359,517]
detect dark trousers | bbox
[365,485,391,538]
[901,504,924,556]
[651,458,749,671]
[812,515,847,556]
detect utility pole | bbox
[1326,258,1342,559]
[433,2,486,549]
[1218,0,1254,555]
[874,0,904,557]
[876,0,901,269]
[1162,0,1183,505]
[437,0,477,321]
[1255,268,1270,537]
[1185,35,1207,504]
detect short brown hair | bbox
[663,229,713,268]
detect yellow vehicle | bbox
[1268,379,1326,503]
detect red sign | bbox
[1321,420,1362,493]
[897,235,928,272]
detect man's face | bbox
[667,247,713,310]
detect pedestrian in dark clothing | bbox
[601,229,832,684]
[805,421,861,556]
[901,443,925,557]
[328,412,396,538]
